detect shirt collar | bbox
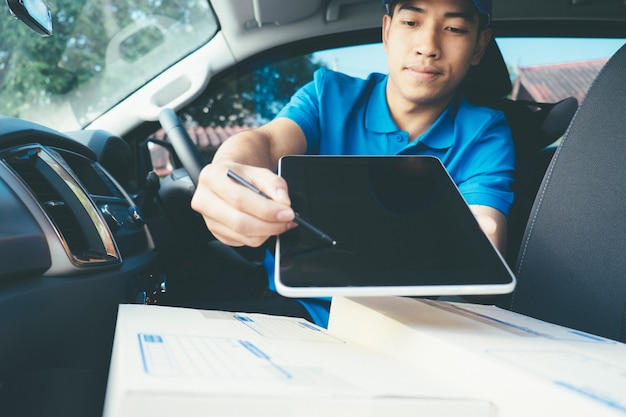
[366,75,458,150]
[366,75,396,133]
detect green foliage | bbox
[0,0,213,121]
[184,55,324,128]
[0,0,86,116]
[0,0,323,131]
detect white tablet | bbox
[274,155,516,298]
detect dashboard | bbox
[0,116,159,377]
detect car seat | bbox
[505,43,626,342]
[460,39,578,266]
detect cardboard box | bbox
[103,304,494,417]
[329,297,626,417]
[103,297,626,416]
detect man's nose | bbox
[415,25,441,58]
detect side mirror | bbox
[6,0,53,37]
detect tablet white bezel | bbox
[274,155,516,298]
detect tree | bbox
[182,55,324,128]
[0,0,212,123]
[0,0,323,132]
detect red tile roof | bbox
[149,125,257,176]
[512,59,608,103]
[151,124,257,148]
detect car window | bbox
[498,37,626,103]
[0,0,218,131]
[149,37,625,176]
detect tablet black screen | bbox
[277,155,514,291]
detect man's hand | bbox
[469,204,508,255]
[191,162,295,247]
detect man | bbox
[191,0,515,326]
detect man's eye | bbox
[446,27,468,34]
[401,20,418,27]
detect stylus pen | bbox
[227,169,336,246]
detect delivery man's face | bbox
[383,0,490,110]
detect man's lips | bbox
[405,65,443,80]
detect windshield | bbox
[0,0,218,131]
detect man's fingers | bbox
[191,163,294,246]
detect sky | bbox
[497,38,626,67]
[313,38,626,79]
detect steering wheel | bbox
[158,107,206,187]
[157,108,268,266]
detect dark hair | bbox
[385,0,489,31]
[385,0,401,15]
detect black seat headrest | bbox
[461,38,513,101]
[460,38,579,157]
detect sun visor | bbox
[247,0,324,28]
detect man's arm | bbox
[192,116,510,253]
[190,117,307,247]
[469,204,508,255]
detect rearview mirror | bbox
[6,0,53,37]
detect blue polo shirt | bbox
[268,68,515,327]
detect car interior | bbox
[510,42,626,343]
[0,1,624,416]
[460,39,580,265]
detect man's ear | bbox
[471,28,492,66]
[382,14,391,53]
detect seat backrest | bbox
[504,97,578,266]
[509,43,626,342]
